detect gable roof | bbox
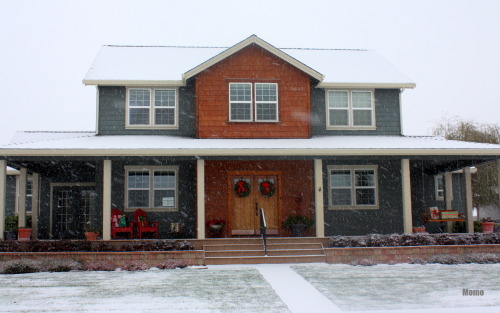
[83,35,415,88]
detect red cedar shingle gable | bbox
[195,44,312,139]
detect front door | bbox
[52,185,96,239]
[230,172,280,236]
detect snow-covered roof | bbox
[83,35,415,89]
[2,131,499,157]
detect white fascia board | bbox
[182,35,324,82]
[317,82,416,89]
[2,148,500,157]
[83,80,185,87]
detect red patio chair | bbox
[133,209,159,239]
[111,208,134,239]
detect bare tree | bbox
[433,117,499,209]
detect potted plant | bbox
[17,215,32,241]
[4,216,18,240]
[84,229,100,241]
[283,215,314,237]
[207,219,225,234]
[481,217,495,234]
[412,225,426,233]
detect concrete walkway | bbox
[257,264,341,313]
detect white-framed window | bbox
[125,166,178,212]
[229,82,278,122]
[326,90,375,129]
[435,175,444,201]
[328,165,379,210]
[126,88,178,128]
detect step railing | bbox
[259,208,267,256]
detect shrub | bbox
[122,260,150,271]
[350,258,377,266]
[85,261,115,271]
[176,240,194,251]
[0,259,43,274]
[42,259,84,272]
[157,259,187,269]
[92,242,114,252]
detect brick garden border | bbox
[0,250,205,268]
[325,244,500,264]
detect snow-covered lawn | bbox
[0,263,499,313]
[292,263,500,312]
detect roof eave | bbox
[83,80,185,87]
[317,82,416,89]
[182,35,325,82]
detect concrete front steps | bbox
[203,237,328,265]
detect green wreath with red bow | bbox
[260,180,276,197]
[234,180,251,198]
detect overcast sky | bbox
[1,0,498,145]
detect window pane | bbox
[230,84,251,101]
[230,103,251,120]
[352,91,372,108]
[329,91,348,108]
[128,190,149,207]
[256,103,277,121]
[356,189,375,205]
[355,170,375,187]
[155,108,175,125]
[154,190,175,208]
[129,108,150,125]
[255,84,277,102]
[331,170,351,187]
[353,110,372,126]
[332,189,352,206]
[330,109,349,126]
[129,89,150,107]
[128,171,149,189]
[154,171,175,189]
[155,90,175,107]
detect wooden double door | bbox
[230,171,280,236]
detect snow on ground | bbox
[0,263,499,313]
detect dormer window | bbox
[229,83,278,122]
[326,90,375,129]
[126,88,178,128]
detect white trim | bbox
[0,161,6,240]
[31,173,40,240]
[327,165,379,210]
[125,87,179,129]
[314,159,324,237]
[197,159,205,239]
[18,168,27,228]
[317,82,416,89]
[124,165,179,212]
[401,159,412,233]
[326,89,376,130]
[84,80,185,87]
[183,35,324,82]
[255,83,279,122]
[464,167,474,234]
[102,160,112,240]
[229,83,253,122]
[49,182,97,237]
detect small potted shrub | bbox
[283,215,314,237]
[412,225,426,233]
[481,217,495,234]
[84,229,100,241]
[17,216,32,241]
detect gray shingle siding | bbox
[311,86,402,136]
[97,79,196,137]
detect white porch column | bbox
[0,161,6,240]
[444,172,454,232]
[197,159,205,239]
[401,159,413,233]
[31,173,40,240]
[464,167,474,233]
[102,160,112,240]
[18,168,27,228]
[314,159,325,237]
[497,159,500,207]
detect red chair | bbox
[111,208,134,239]
[133,209,159,239]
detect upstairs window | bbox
[327,90,374,129]
[127,88,178,128]
[229,83,278,122]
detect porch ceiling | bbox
[7,161,97,177]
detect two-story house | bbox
[1,35,499,240]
